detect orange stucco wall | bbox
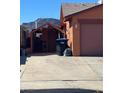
[65,21,73,48]
[64,5,103,56]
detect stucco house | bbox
[60,3,103,56]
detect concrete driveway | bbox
[20,54,103,93]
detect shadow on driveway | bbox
[30,53,57,56]
[20,88,103,93]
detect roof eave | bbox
[64,4,103,20]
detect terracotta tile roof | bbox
[62,3,101,17]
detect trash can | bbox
[56,38,68,56]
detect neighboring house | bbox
[28,22,64,54]
[60,3,103,56]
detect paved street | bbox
[20,54,103,93]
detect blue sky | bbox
[20,0,98,24]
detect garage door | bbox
[80,23,103,56]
